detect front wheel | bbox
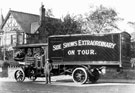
[72,67,88,84]
[14,70,25,82]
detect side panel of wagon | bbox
[48,33,121,66]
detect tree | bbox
[82,5,121,34]
[41,13,82,35]
[60,14,82,34]
[128,21,135,41]
[42,14,82,38]
[41,7,82,35]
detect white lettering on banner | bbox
[52,40,116,51]
[77,49,96,55]
[63,41,77,49]
[67,49,96,55]
[68,50,75,55]
[78,40,116,49]
[53,44,61,51]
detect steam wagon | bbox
[14,43,48,82]
[48,32,131,84]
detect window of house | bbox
[18,33,23,45]
[11,34,17,46]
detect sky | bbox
[0,0,135,33]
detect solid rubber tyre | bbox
[14,70,25,82]
[72,67,88,84]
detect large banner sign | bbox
[49,34,120,61]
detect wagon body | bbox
[48,32,131,68]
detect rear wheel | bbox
[72,67,88,84]
[14,70,25,82]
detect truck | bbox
[13,32,131,84]
[48,32,131,84]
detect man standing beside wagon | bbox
[44,59,53,84]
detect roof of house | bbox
[1,10,59,33]
[1,10,40,33]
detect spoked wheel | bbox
[14,70,25,82]
[29,70,37,81]
[72,67,88,84]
